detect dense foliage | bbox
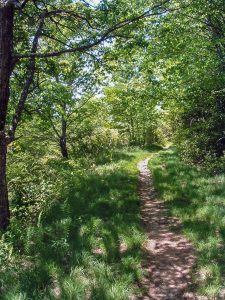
[149,0,225,166]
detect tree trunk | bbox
[60,136,68,159]
[0,4,14,230]
[60,103,68,159]
[60,117,68,158]
[0,131,10,230]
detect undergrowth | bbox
[148,149,225,298]
[0,148,149,300]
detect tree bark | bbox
[60,103,68,159]
[60,136,68,159]
[0,131,9,230]
[0,4,14,230]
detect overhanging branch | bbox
[14,0,170,60]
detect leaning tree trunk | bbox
[0,4,14,230]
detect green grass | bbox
[148,149,225,298]
[0,148,149,300]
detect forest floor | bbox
[3,147,225,299]
[137,158,198,300]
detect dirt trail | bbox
[137,158,199,300]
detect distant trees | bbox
[104,78,160,147]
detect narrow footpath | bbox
[137,158,199,300]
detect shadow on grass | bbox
[144,143,164,153]
[149,150,225,297]
[2,150,146,299]
[89,151,136,166]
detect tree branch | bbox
[14,0,170,59]
[7,15,45,143]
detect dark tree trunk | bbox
[60,137,68,159]
[0,131,9,230]
[60,106,68,159]
[0,4,14,230]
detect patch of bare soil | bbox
[136,158,205,300]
